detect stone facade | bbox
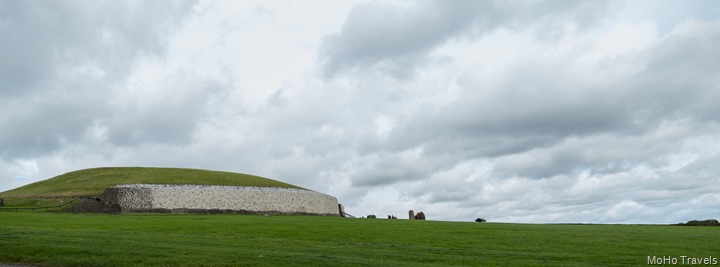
[104,184,340,216]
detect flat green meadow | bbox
[0,212,718,266]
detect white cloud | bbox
[374,114,394,137]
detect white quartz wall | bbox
[106,184,339,215]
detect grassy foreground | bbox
[0,167,301,203]
[1,213,718,266]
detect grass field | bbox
[0,167,301,207]
[1,212,718,266]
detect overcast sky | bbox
[2,0,720,223]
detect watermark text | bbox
[648,255,718,265]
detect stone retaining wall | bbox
[104,184,340,216]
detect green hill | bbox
[0,167,302,199]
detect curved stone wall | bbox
[104,184,340,216]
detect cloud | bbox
[0,1,195,96]
[336,17,720,222]
[0,0,196,159]
[319,0,615,79]
[319,1,485,79]
[385,18,720,171]
[107,66,226,146]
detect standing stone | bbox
[409,210,414,220]
[415,211,426,220]
[338,204,345,217]
[367,214,377,219]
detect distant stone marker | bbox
[367,214,377,219]
[409,210,414,220]
[475,218,486,223]
[415,211,426,220]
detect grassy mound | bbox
[0,167,301,200]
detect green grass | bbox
[0,198,74,208]
[1,213,718,266]
[0,167,301,203]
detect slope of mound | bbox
[0,167,302,198]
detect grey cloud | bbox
[408,153,720,223]
[0,1,196,159]
[491,125,695,179]
[0,87,109,159]
[415,145,720,222]
[377,19,720,183]
[107,74,223,146]
[0,1,195,96]
[628,22,720,122]
[331,18,720,221]
[443,64,633,138]
[349,151,429,187]
[319,1,490,79]
[513,0,620,39]
[319,0,613,79]
[182,13,720,222]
